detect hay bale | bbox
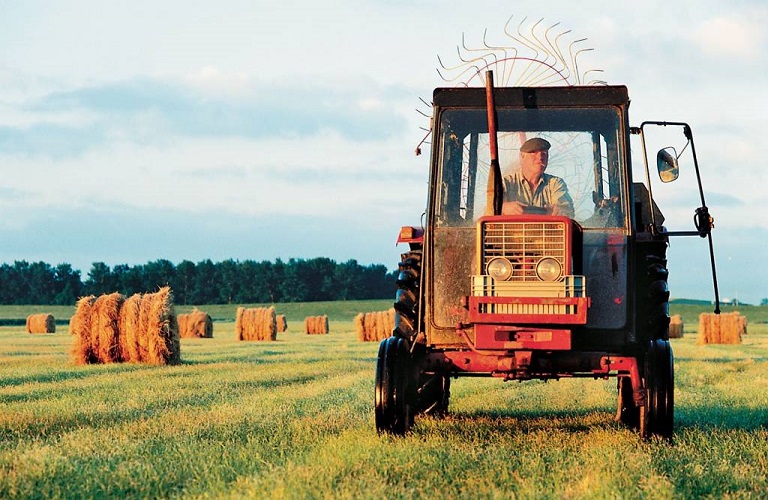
[70,295,97,365]
[697,312,745,345]
[305,315,329,335]
[26,313,55,334]
[235,307,245,341]
[236,306,277,341]
[70,287,180,365]
[178,309,213,338]
[119,293,143,362]
[144,287,180,365]
[92,292,125,363]
[669,314,684,339]
[356,309,396,341]
[354,313,365,341]
[276,314,287,333]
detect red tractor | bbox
[375,74,719,439]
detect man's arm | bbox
[548,177,575,218]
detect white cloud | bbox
[690,16,765,60]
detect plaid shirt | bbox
[502,170,575,218]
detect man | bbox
[501,137,575,218]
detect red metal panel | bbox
[473,325,571,350]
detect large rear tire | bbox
[393,251,421,344]
[375,337,414,435]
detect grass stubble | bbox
[0,304,766,498]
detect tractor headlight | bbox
[487,257,513,281]
[535,257,562,281]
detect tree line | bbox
[0,258,398,306]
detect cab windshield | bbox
[434,107,627,229]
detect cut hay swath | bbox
[235,306,277,341]
[669,314,684,339]
[276,314,288,333]
[697,311,747,345]
[69,287,180,365]
[355,309,395,342]
[304,315,329,335]
[178,309,213,338]
[26,313,56,334]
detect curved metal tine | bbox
[582,69,605,86]
[568,38,589,84]
[416,108,431,119]
[543,22,570,77]
[551,28,574,82]
[419,96,432,108]
[572,46,594,85]
[481,29,515,86]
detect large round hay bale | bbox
[92,292,125,363]
[178,309,213,338]
[70,295,97,365]
[235,306,277,341]
[26,313,55,334]
[669,314,684,339]
[144,287,180,365]
[119,293,143,362]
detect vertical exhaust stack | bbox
[485,70,503,215]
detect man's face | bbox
[520,149,549,177]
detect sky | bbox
[1,0,766,305]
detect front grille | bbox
[482,221,567,281]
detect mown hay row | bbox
[669,314,684,339]
[697,311,746,345]
[276,314,288,333]
[355,309,395,342]
[26,313,55,334]
[70,287,180,365]
[178,309,213,338]
[305,315,329,335]
[235,306,277,341]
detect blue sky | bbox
[1,0,766,304]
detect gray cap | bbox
[520,137,551,153]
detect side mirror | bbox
[657,147,679,183]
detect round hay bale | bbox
[70,295,97,365]
[119,293,143,362]
[669,314,684,339]
[92,292,125,363]
[143,287,180,365]
[26,313,56,334]
[178,309,213,338]
[276,314,287,333]
[235,307,245,341]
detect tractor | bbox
[374,72,719,439]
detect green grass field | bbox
[1,302,767,498]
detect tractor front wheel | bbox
[375,336,414,435]
[640,339,674,439]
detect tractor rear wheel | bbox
[393,251,422,344]
[375,336,414,434]
[616,376,640,429]
[640,339,674,439]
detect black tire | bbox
[616,376,640,429]
[643,254,670,342]
[375,337,414,435]
[640,339,674,439]
[416,373,451,417]
[393,251,421,343]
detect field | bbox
[1,301,767,498]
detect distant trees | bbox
[0,258,398,305]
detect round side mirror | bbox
[657,147,679,183]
